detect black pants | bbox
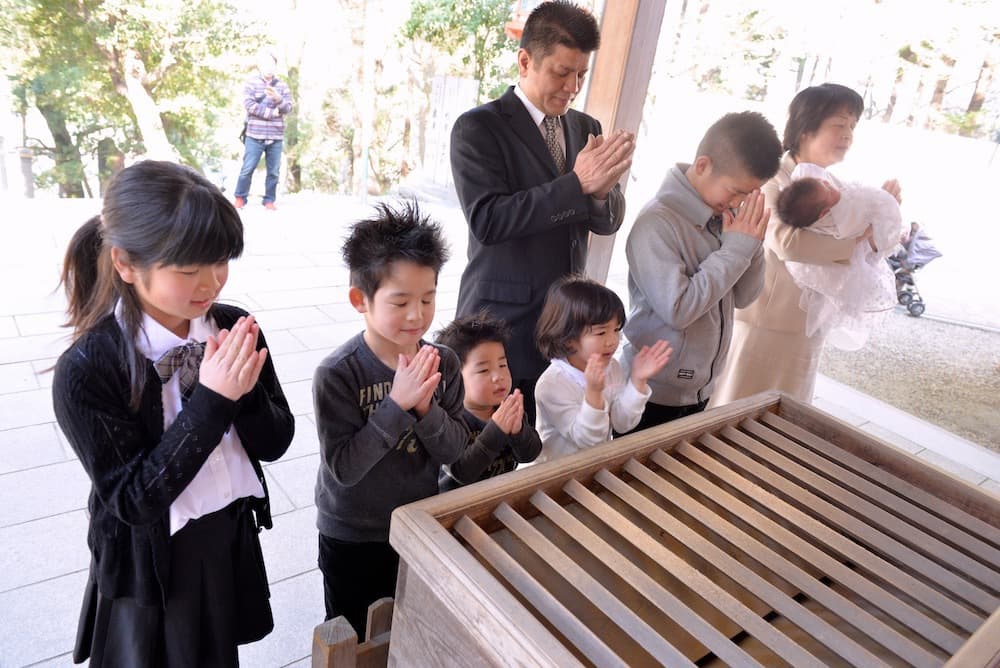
[318,534,399,639]
[619,399,709,436]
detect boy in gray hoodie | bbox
[622,111,781,431]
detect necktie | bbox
[154,342,206,401]
[543,116,565,174]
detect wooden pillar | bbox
[583,0,667,283]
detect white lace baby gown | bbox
[785,181,902,350]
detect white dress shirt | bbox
[514,83,565,156]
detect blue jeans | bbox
[235,137,282,204]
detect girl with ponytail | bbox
[54,160,294,666]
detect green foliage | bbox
[1,0,267,194]
[943,109,984,137]
[403,0,517,102]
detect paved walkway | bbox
[1,192,997,667]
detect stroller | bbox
[886,223,942,317]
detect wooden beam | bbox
[583,0,667,283]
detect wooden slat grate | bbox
[447,413,1000,667]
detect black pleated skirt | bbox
[74,498,273,667]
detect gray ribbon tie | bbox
[154,341,206,401]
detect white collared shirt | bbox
[514,83,565,156]
[513,83,608,207]
[127,308,264,535]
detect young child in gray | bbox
[313,201,468,637]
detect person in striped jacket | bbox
[234,49,293,211]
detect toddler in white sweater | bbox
[533,276,671,464]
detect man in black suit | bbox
[451,0,635,423]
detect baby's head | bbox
[343,200,449,348]
[435,312,512,412]
[536,275,626,371]
[776,177,841,228]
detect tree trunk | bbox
[121,50,177,160]
[882,67,902,123]
[102,45,177,161]
[967,56,994,113]
[930,53,955,110]
[808,54,820,86]
[401,117,411,177]
[670,0,690,68]
[906,74,926,127]
[794,56,806,92]
[0,137,7,191]
[35,101,85,198]
[284,64,302,193]
[97,137,125,196]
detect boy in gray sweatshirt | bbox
[313,201,468,637]
[622,111,781,431]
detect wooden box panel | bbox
[388,392,1000,667]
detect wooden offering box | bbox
[388,393,1000,667]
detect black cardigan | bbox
[52,304,295,606]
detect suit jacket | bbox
[451,87,625,380]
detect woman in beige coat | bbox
[712,83,901,404]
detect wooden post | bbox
[311,597,395,668]
[583,0,667,283]
[312,617,358,668]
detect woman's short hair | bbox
[535,275,626,360]
[784,83,864,156]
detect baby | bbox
[776,163,902,349]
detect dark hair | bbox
[776,178,827,228]
[696,111,782,181]
[784,83,864,156]
[342,200,449,298]
[61,160,244,409]
[520,0,600,59]
[536,275,626,360]
[435,312,511,366]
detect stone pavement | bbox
[1,192,997,667]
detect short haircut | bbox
[342,200,449,298]
[784,83,864,156]
[776,178,826,228]
[696,111,782,181]
[536,275,626,360]
[520,1,600,59]
[435,312,511,366]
